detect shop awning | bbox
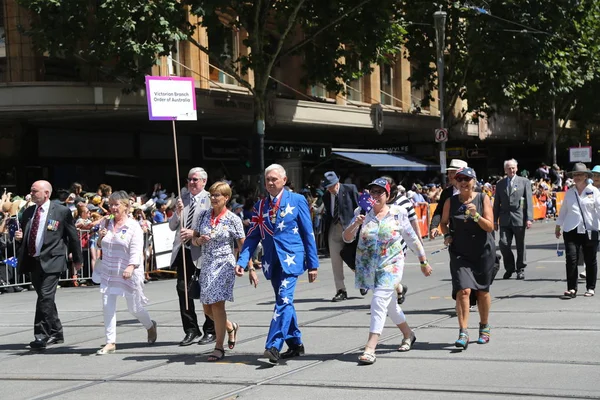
[331,149,440,172]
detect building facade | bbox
[0,0,546,193]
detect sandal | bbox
[358,351,376,365]
[477,324,491,344]
[562,290,576,299]
[397,284,408,305]
[455,332,469,349]
[227,322,239,350]
[398,332,416,352]
[207,348,225,362]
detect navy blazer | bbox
[323,183,359,243]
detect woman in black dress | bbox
[440,167,495,350]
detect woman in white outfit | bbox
[96,191,156,355]
[343,178,432,365]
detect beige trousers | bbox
[328,222,346,291]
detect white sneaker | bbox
[584,289,595,297]
[579,271,587,279]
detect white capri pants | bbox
[370,288,407,334]
[102,293,153,343]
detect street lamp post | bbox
[434,10,447,186]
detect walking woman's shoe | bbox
[358,351,376,365]
[207,348,225,362]
[227,322,239,350]
[398,332,416,352]
[562,290,576,299]
[147,320,157,344]
[96,344,116,355]
[477,324,491,344]
[455,331,469,350]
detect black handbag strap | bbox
[573,189,589,231]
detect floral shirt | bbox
[351,205,425,290]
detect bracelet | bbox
[248,267,256,272]
[420,260,429,266]
[473,213,481,222]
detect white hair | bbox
[188,167,207,180]
[504,158,518,169]
[265,164,287,178]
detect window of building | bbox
[410,63,430,112]
[346,59,363,102]
[380,63,393,105]
[167,41,181,76]
[208,26,239,86]
[311,84,328,99]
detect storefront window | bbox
[380,63,393,105]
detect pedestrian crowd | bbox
[0,157,597,366]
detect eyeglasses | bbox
[455,176,473,183]
[187,178,200,182]
[210,193,223,199]
[370,189,386,196]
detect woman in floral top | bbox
[343,178,432,365]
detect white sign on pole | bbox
[145,76,197,121]
[151,222,176,269]
[569,146,592,163]
[435,128,448,143]
[440,150,447,174]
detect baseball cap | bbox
[368,178,391,195]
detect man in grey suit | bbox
[169,167,215,346]
[493,159,533,280]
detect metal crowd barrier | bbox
[0,229,155,291]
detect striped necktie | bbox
[185,197,196,229]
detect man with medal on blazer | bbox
[15,180,83,350]
[493,158,533,280]
[235,164,319,365]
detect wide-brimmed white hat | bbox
[447,159,468,171]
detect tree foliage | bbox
[402,0,600,133]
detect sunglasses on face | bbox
[370,189,386,196]
[187,178,200,182]
[455,176,473,183]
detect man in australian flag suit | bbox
[236,164,319,365]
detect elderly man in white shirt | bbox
[555,163,600,298]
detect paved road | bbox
[0,222,598,400]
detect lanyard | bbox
[210,207,228,228]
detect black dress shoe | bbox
[179,332,199,346]
[46,335,64,346]
[332,289,348,302]
[516,270,525,280]
[503,271,514,279]
[29,338,47,349]
[12,286,24,293]
[263,347,280,364]
[281,344,305,359]
[360,288,369,296]
[198,333,216,345]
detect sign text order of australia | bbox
[153,92,192,102]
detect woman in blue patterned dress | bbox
[343,178,432,365]
[193,182,245,361]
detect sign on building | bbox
[569,146,592,163]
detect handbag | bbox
[340,225,361,271]
[187,268,201,299]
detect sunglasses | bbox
[455,176,473,183]
[187,178,200,182]
[370,189,386,196]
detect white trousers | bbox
[370,288,406,334]
[102,293,153,344]
[328,222,346,291]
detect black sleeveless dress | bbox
[449,193,496,299]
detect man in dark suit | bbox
[493,158,533,280]
[15,180,82,350]
[169,167,215,346]
[322,171,359,302]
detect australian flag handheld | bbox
[358,191,376,215]
[7,217,18,239]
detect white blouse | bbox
[556,184,600,233]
